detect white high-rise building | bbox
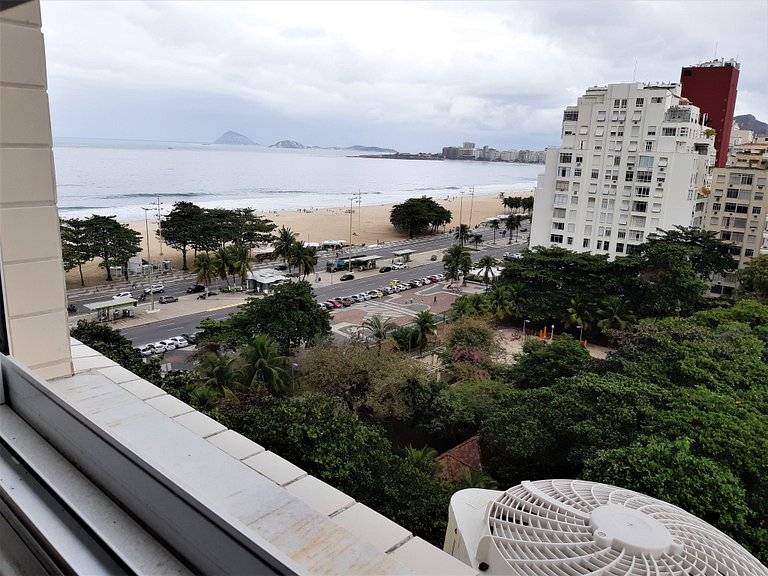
[530,83,715,259]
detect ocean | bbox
[53,137,543,222]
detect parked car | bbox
[168,336,189,348]
[341,297,355,306]
[379,266,392,273]
[382,286,394,295]
[113,292,133,300]
[136,345,154,357]
[420,278,432,285]
[368,290,383,299]
[434,273,445,281]
[158,295,178,304]
[340,273,355,281]
[181,332,202,344]
[187,284,205,293]
[159,339,177,351]
[325,300,342,309]
[144,283,165,294]
[391,263,407,270]
[150,342,167,354]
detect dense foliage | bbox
[389,196,452,238]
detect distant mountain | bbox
[270,140,305,149]
[344,145,397,153]
[214,131,257,145]
[734,114,768,136]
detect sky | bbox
[40,0,768,152]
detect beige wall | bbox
[0,0,72,378]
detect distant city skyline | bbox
[41,1,768,153]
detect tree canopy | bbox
[390,196,451,238]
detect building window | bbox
[647,126,656,136]
[747,234,756,244]
[736,205,749,214]
[741,174,754,185]
[636,186,650,197]
[603,241,610,251]
[591,169,599,179]
[596,111,606,122]
[720,231,732,241]
[559,167,571,177]
[554,194,568,205]
[745,249,754,257]
[583,238,590,248]
[617,230,626,239]
[620,99,627,108]
[712,203,721,212]
[638,155,653,168]
[567,237,574,245]
[633,201,648,213]
[726,188,739,198]
[597,240,603,250]
[636,171,652,183]
[625,171,634,182]
[651,97,663,104]
[635,98,644,107]
[710,217,719,226]
[574,168,582,177]
[550,234,564,244]
[732,232,744,243]
[753,207,762,214]
[616,242,624,253]
[559,152,573,163]
[662,127,676,136]
[552,222,565,230]
[563,110,579,122]
[652,203,662,213]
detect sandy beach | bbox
[65,191,531,288]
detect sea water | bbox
[54,137,543,222]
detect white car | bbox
[159,339,178,351]
[144,283,165,294]
[391,263,408,270]
[169,336,189,348]
[113,292,133,300]
[136,345,154,357]
[420,278,432,285]
[148,342,166,354]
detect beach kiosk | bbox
[83,296,138,323]
[392,249,416,263]
[246,269,289,293]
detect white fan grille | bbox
[483,479,767,576]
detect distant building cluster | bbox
[529,58,768,296]
[441,141,546,164]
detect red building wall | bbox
[680,61,739,168]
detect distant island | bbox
[214,131,257,145]
[270,140,397,153]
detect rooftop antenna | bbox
[714,41,718,59]
[632,59,637,83]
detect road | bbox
[75,228,529,348]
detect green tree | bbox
[196,352,237,395]
[229,243,252,288]
[738,254,768,303]
[596,295,636,332]
[390,196,451,238]
[486,283,524,320]
[160,201,207,270]
[234,335,289,395]
[644,226,736,279]
[505,214,522,244]
[288,242,318,279]
[60,217,93,286]
[193,252,216,293]
[205,280,331,354]
[500,334,591,389]
[563,297,594,334]
[412,310,437,353]
[272,226,297,267]
[477,255,498,288]
[228,207,276,247]
[213,246,233,287]
[442,243,472,285]
[361,314,398,353]
[404,446,440,477]
[453,224,471,247]
[84,214,142,281]
[488,219,500,244]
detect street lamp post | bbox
[154,195,164,256]
[550,324,555,342]
[577,325,583,342]
[290,362,299,393]
[142,207,156,312]
[522,319,530,340]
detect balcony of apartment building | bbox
[0,2,475,574]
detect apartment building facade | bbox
[530,82,714,259]
[696,140,768,295]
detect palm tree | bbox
[477,255,497,289]
[193,252,215,296]
[235,335,289,396]
[288,242,318,279]
[442,243,472,286]
[505,214,522,244]
[404,446,440,476]
[196,353,237,396]
[412,310,437,353]
[361,314,398,353]
[563,297,593,333]
[488,219,500,244]
[213,246,232,287]
[230,243,252,288]
[470,232,483,249]
[596,295,636,332]
[454,224,471,247]
[272,226,297,267]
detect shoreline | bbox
[66,190,532,288]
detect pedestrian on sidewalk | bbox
[433,295,437,303]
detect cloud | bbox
[40,0,768,150]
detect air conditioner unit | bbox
[445,480,767,575]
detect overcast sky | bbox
[40,0,767,152]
